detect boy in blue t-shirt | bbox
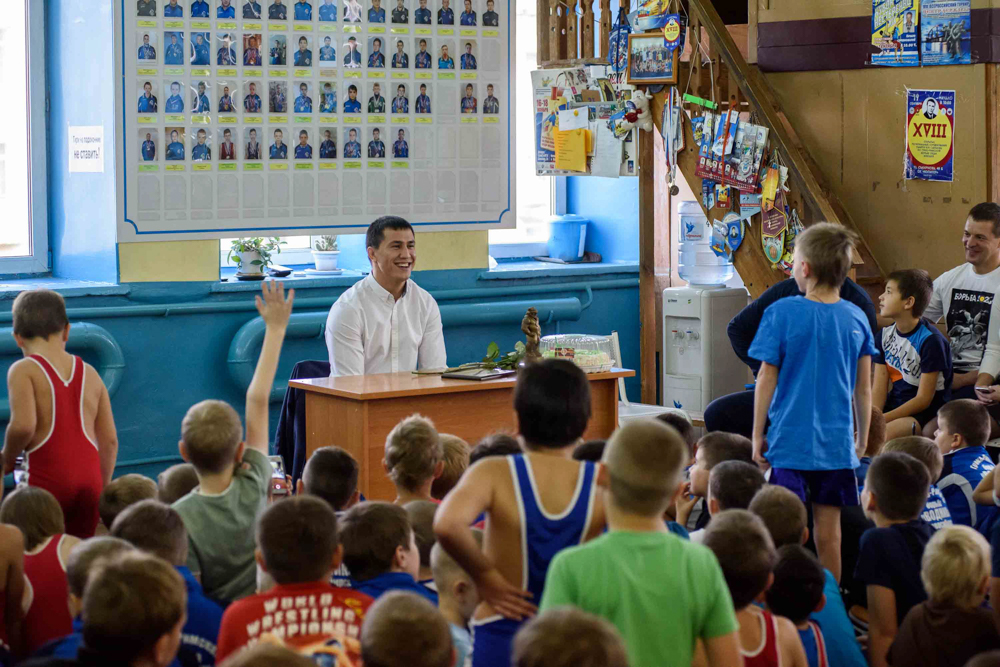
[749,223,876,584]
[934,399,997,532]
[882,436,954,531]
[874,269,953,442]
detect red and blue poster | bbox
[905,88,954,182]
[872,0,920,66]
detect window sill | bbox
[212,266,367,292]
[478,260,640,281]
[0,277,129,301]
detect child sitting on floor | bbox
[431,533,482,667]
[889,525,1000,666]
[157,463,200,505]
[689,460,766,543]
[340,501,436,604]
[298,446,361,589]
[677,432,754,533]
[513,607,630,667]
[0,523,24,662]
[702,510,808,667]
[2,289,119,538]
[172,282,293,604]
[765,545,830,667]
[98,474,157,532]
[360,591,452,667]
[431,434,470,501]
[0,486,80,654]
[656,411,697,463]
[405,500,439,591]
[215,495,374,663]
[855,451,934,667]
[881,436,953,530]
[934,399,997,532]
[468,433,521,464]
[385,414,444,505]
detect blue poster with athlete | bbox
[921,0,970,65]
[904,88,954,182]
[872,0,919,67]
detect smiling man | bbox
[325,217,447,376]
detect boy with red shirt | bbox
[2,290,119,538]
[215,496,373,663]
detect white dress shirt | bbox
[325,274,447,376]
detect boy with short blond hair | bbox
[889,525,1000,666]
[431,532,482,667]
[540,419,740,667]
[360,591,452,667]
[2,289,119,538]
[98,473,158,530]
[157,463,200,505]
[934,399,997,531]
[513,607,629,667]
[881,436,953,530]
[173,281,294,604]
[435,359,606,667]
[340,501,436,603]
[750,223,875,584]
[385,414,444,505]
[431,434,470,500]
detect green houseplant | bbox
[228,237,284,275]
[312,235,340,271]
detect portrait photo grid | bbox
[122,0,511,238]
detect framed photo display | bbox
[626,32,677,85]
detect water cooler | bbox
[662,286,748,413]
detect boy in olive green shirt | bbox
[173,282,294,604]
[539,419,741,667]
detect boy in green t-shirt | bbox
[539,419,741,667]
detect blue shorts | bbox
[771,468,859,507]
[470,615,523,667]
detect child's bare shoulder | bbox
[7,357,42,383]
[82,361,109,393]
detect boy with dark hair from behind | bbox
[432,434,470,500]
[215,495,374,663]
[702,510,808,667]
[750,223,874,584]
[33,536,134,660]
[656,411,697,460]
[677,432,754,532]
[298,445,361,588]
[749,486,867,667]
[688,460,765,543]
[572,440,606,462]
[766,546,829,667]
[855,451,934,667]
[934,399,997,531]
[360,591,453,667]
[340,501,435,603]
[881,436,953,530]
[889,525,1000,667]
[172,282,293,604]
[513,607,629,667]
[110,499,223,667]
[405,500,439,590]
[874,269,953,441]
[0,486,80,654]
[435,359,606,667]
[468,433,521,464]
[157,464,200,505]
[2,289,119,538]
[540,419,740,667]
[98,474,158,531]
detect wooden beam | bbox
[582,0,594,58]
[747,0,759,64]
[567,0,579,60]
[599,0,611,60]
[639,130,657,404]
[988,64,1000,203]
[536,0,549,65]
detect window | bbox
[220,235,316,268]
[0,0,47,274]
[488,0,555,257]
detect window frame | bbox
[0,0,49,275]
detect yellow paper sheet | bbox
[554,129,588,172]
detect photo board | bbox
[116,0,514,241]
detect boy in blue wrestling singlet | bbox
[435,359,606,667]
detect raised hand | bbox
[255,280,295,328]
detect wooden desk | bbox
[291,368,635,500]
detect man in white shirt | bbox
[923,203,1000,433]
[325,217,448,376]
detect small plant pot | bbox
[238,250,265,274]
[312,250,340,271]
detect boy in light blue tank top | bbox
[435,359,605,667]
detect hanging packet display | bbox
[725,212,745,254]
[761,201,787,265]
[761,166,779,210]
[710,219,729,258]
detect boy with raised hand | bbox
[874,269,953,441]
[749,486,867,667]
[360,591,453,667]
[513,607,630,667]
[934,399,997,531]
[215,495,373,663]
[173,281,294,604]
[765,546,830,667]
[435,359,606,667]
[111,500,223,667]
[890,525,1000,667]
[2,289,119,538]
[855,451,934,667]
[540,419,741,667]
[750,223,876,584]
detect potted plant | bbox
[312,235,340,271]
[228,237,284,275]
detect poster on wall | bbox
[114,0,515,241]
[871,0,919,66]
[904,88,954,182]
[921,0,971,65]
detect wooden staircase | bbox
[649,0,886,300]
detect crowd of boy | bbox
[9,207,1000,666]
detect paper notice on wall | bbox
[871,0,919,66]
[68,126,105,173]
[921,0,971,65]
[904,88,954,182]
